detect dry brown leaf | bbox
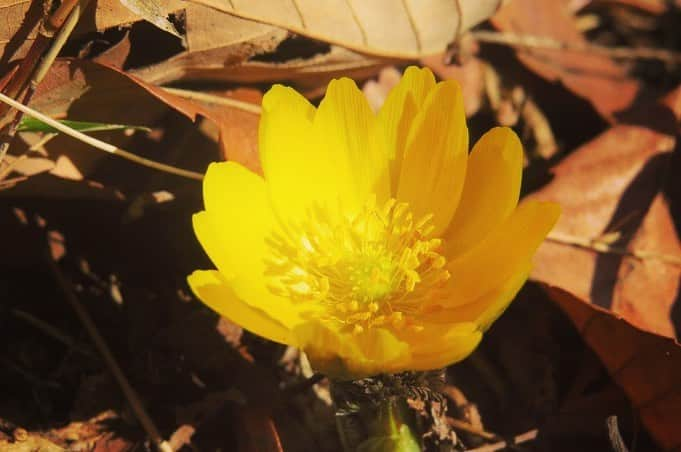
[546,286,681,451]
[0,0,184,66]
[491,0,640,121]
[12,58,266,183]
[75,0,185,34]
[528,86,681,338]
[185,3,284,53]
[130,4,288,85]
[133,42,389,92]
[0,0,45,67]
[92,32,132,69]
[187,0,504,58]
[0,434,63,451]
[118,0,183,38]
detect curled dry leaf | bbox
[491,0,641,121]
[528,86,681,338]
[130,4,289,85]
[0,0,184,66]
[546,286,681,451]
[187,0,504,58]
[133,42,390,92]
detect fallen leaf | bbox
[133,42,389,91]
[130,4,288,85]
[546,285,681,451]
[491,0,641,121]
[118,0,183,39]
[0,0,185,65]
[187,0,504,58]
[528,85,681,337]
[0,0,44,68]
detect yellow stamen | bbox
[265,198,450,332]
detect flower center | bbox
[265,197,450,333]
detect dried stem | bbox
[446,417,497,441]
[466,428,538,452]
[547,231,681,266]
[471,30,681,64]
[0,92,204,180]
[11,308,94,357]
[161,87,262,114]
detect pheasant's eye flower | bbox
[188,67,560,379]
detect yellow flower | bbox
[188,67,560,379]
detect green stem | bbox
[333,384,422,452]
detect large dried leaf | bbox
[528,86,681,338]
[546,286,681,451]
[187,0,504,58]
[491,0,641,121]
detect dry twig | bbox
[471,30,681,64]
[466,429,539,452]
[46,243,173,452]
[547,231,681,267]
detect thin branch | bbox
[11,308,94,357]
[607,416,630,452]
[466,428,538,452]
[547,231,681,267]
[160,87,262,114]
[446,417,498,441]
[471,30,681,64]
[0,92,203,180]
[46,245,173,452]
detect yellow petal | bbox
[294,322,410,378]
[444,200,561,306]
[258,85,318,219]
[259,79,388,221]
[194,162,302,327]
[401,323,482,371]
[396,80,469,235]
[419,262,531,331]
[199,162,271,281]
[443,127,523,257]
[377,67,436,188]
[188,270,294,345]
[312,77,389,211]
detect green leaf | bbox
[18,118,151,134]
